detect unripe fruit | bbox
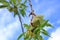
[31,15,44,27]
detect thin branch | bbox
[18,13,24,33]
[29,0,33,11]
[28,0,36,25]
[17,8,24,34]
[28,0,36,16]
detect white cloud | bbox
[0,9,14,28]
[48,27,60,40]
[0,8,20,40]
[0,19,20,40]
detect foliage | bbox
[18,15,53,40]
[0,0,53,40]
[0,0,27,17]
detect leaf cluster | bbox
[0,0,27,17]
[18,15,53,40]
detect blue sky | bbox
[0,0,60,40]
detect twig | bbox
[29,0,33,11]
[18,13,24,33]
[28,0,36,16]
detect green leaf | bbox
[17,32,25,40]
[14,10,18,17]
[24,32,29,40]
[0,1,9,6]
[8,7,13,12]
[20,3,27,8]
[14,12,17,17]
[18,0,21,3]
[24,24,31,29]
[38,35,43,40]
[24,0,27,4]
[10,0,16,5]
[19,3,27,17]
[34,37,36,40]
[0,5,7,8]
[20,9,26,17]
[34,28,40,34]
[14,6,18,17]
[33,34,39,40]
[46,23,53,27]
[24,36,28,40]
[40,20,49,29]
[41,29,50,37]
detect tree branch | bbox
[28,0,36,17]
[18,13,24,33]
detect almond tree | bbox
[0,0,53,40]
